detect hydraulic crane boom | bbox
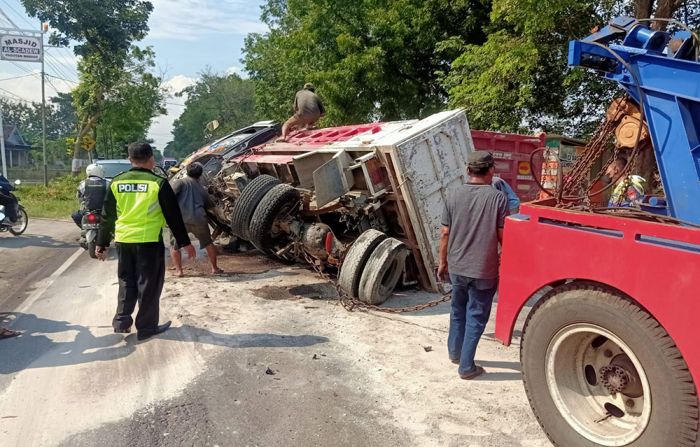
[568,16,700,224]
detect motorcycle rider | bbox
[71,164,108,229]
[0,174,18,223]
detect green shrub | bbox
[16,176,81,219]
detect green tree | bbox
[21,0,154,173]
[95,47,166,159]
[444,0,695,137]
[0,95,78,166]
[167,72,255,159]
[243,0,492,125]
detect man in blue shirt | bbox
[492,177,520,215]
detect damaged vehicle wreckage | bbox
[199,110,473,305]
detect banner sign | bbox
[0,35,42,62]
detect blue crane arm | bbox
[568,17,700,225]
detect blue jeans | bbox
[447,274,498,375]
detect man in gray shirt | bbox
[438,151,508,379]
[169,162,223,276]
[279,83,325,141]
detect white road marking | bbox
[15,248,84,313]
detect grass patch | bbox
[16,176,81,220]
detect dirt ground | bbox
[161,248,552,447]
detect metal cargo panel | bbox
[470,130,546,202]
[384,109,473,292]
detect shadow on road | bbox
[475,359,522,381]
[0,234,76,250]
[0,313,329,375]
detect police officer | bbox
[72,164,108,229]
[96,142,196,340]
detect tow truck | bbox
[495,17,700,446]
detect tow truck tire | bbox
[357,238,408,305]
[249,184,300,253]
[338,229,387,298]
[521,282,698,447]
[230,175,280,240]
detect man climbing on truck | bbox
[279,83,325,142]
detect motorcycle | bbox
[78,210,101,258]
[0,180,28,236]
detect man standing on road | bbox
[438,151,508,380]
[279,83,325,142]
[96,142,196,341]
[169,162,223,276]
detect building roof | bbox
[2,124,31,149]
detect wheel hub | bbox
[599,365,629,394]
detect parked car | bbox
[208,110,474,304]
[94,159,132,182]
[163,157,178,170]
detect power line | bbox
[0,0,35,30]
[0,73,35,82]
[46,73,77,85]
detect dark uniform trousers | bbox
[113,241,166,332]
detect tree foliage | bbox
[166,72,255,159]
[444,0,697,137]
[21,0,156,171]
[0,94,77,165]
[243,0,492,125]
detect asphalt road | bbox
[0,219,550,447]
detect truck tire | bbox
[357,238,408,305]
[338,229,387,298]
[248,184,300,253]
[230,175,280,240]
[521,282,698,447]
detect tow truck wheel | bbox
[521,282,698,447]
[249,184,301,253]
[338,229,387,298]
[230,175,280,240]
[357,238,408,305]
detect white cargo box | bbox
[337,109,474,292]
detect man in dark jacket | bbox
[0,174,18,223]
[71,164,107,229]
[97,142,196,340]
[279,83,325,141]
[169,162,222,276]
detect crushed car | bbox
[205,110,475,304]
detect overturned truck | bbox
[207,110,474,303]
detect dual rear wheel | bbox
[522,283,699,447]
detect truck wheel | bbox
[357,238,408,305]
[338,229,387,298]
[521,282,698,447]
[230,175,280,240]
[249,184,300,253]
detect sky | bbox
[0,0,267,151]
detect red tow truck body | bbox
[495,201,700,387]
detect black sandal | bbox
[0,327,20,339]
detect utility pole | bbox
[40,22,47,186]
[0,112,6,178]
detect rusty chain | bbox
[300,250,452,314]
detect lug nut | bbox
[604,349,613,358]
[625,399,635,408]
